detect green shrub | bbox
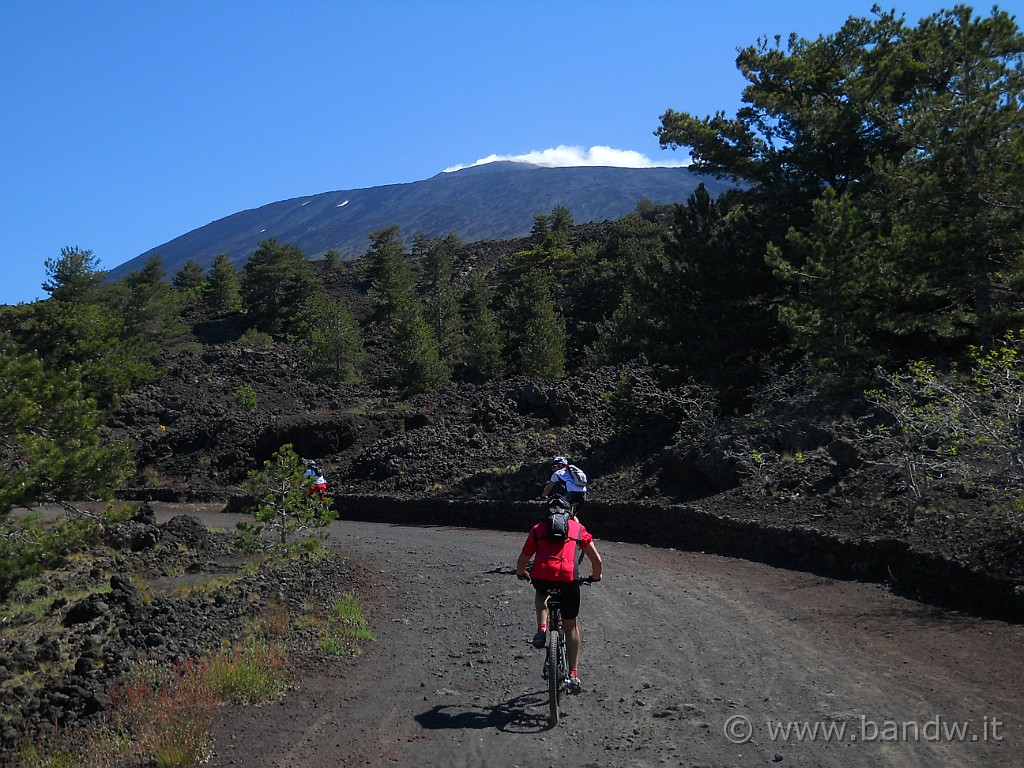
[114,659,215,768]
[203,638,288,704]
[324,593,375,653]
[0,514,100,600]
[237,328,274,348]
[234,384,258,409]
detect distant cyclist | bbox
[304,460,327,500]
[516,509,602,693]
[539,456,588,516]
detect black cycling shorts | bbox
[568,490,587,508]
[531,578,581,620]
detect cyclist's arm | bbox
[516,534,537,578]
[516,550,532,579]
[539,481,555,499]
[582,540,602,581]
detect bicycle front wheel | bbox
[547,629,559,726]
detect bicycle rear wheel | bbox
[547,628,559,726]
[556,629,567,710]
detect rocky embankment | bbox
[0,505,356,758]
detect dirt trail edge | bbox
[164,509,1021,768]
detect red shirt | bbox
[520,518,593,582]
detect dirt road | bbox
[167,511,1020,768]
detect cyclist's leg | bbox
[568,490,586,520]
[563,617,581,671]
[530,580,557,647]
[534,589,549,630]
[560,583,583,674]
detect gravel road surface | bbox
[150,509,1020,768]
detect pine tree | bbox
[366,226,416,323]
[657,5,1024,365]
[173,259,207,292]
[502,270,566,379]
[411,232,432,259]
[460,273,503,381]
[393,298,451,394]
[426,283,465,368]
[42,246,105,302]
[293,294,365,383]
[424,232,461,292]
[11,248,181,405]
[206,253,243,313]
[323,249,342,270]
[241,444,335,547]
[241,239,320,333]
[116,255,188,352]
[861,7,1024,352]
[0,338,132,513]
[767,188,879,368]
[548,206,573,248]
[583,212,671,367]
[422,233,466,367]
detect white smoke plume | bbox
[443,144,689,173]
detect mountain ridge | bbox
[108,163,733,279]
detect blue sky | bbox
[1,0,1005,305]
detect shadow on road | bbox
[415,691,555,733]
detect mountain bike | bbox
[521,575,594,726]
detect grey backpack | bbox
[567,464,587,487]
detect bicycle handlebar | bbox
[517,572,599,584]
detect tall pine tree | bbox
[293,294,365,383]
[460,273,503,381]
[502,269,566,379]
[206,253,243,313]
[366,226,416,323]
[241,239,320,333]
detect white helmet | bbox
[551,456,569,468]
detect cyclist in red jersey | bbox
[516,513,602,692]
[303,460,327,499]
